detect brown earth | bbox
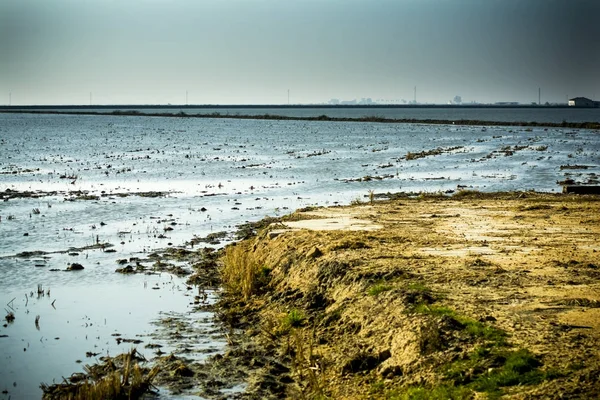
[213,192,600,399]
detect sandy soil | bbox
[213,192,600,399]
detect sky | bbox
[1,0,599,105]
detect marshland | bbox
[1,110,599,398]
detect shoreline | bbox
[33,191,600,398]
[2,109,600,130]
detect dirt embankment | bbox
[3,109,600,130]
[213,192,600,399]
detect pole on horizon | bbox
[538,87,541,105]
[414,86,417,104]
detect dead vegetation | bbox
[404,146,464,161]
[40,349,159,400]
[214,192,600,399]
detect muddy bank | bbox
[207,191,600,399]
[36,241,226,399]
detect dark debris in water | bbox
[6,242,114,260]
[40,349,159,400]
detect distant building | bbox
[494,102,519,105]
[568,97,599,107]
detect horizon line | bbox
[0,103,577,109]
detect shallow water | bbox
[1,113,599,398]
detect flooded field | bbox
[0,112,599,398]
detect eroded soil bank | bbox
[211,192,600,399]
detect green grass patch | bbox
[387,384,473,400]
[383,348,554,399]
[445,347,551,397]
[368,283,394,296]
[412,303,454,317]
[471,349,544,393]
[369,380,385,395]
[461,319,506,343]
[412,304,506,343]
[282,309,306,329]
[397,304,558,398]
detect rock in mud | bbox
[66,263,84,271]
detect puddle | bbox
[0,274,197,398]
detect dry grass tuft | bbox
[40,349,159,400]
[289,328,326,399]
[222,242,264,300]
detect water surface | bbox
[1,113,598,398]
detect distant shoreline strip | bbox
[2,109,599,130]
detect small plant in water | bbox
[5,311,15,323]
[350,196,363,206]
[368,190,375,205]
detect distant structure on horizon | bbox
[568,97,600,107]
[328,98,375,105]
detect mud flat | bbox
[208,191,600,399]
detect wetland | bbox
[0,112,599,398]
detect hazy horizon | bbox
[1,0,599,106]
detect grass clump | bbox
[368,189,375,204]
[470,349,545,394]
[408,304,554,397]
[445,347,551,397]
[40,349,159,400]
[289,328,327,399]
[412,304,506,343]
[387,384,473,400]
[369,380,386,395]
[382,348,550,399]
[283,309,306,330]
[367,283,393,296]
[412,303,454,317]
[350,196,363,206]
[221,242,265,300]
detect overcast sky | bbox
[1,0,598,105]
